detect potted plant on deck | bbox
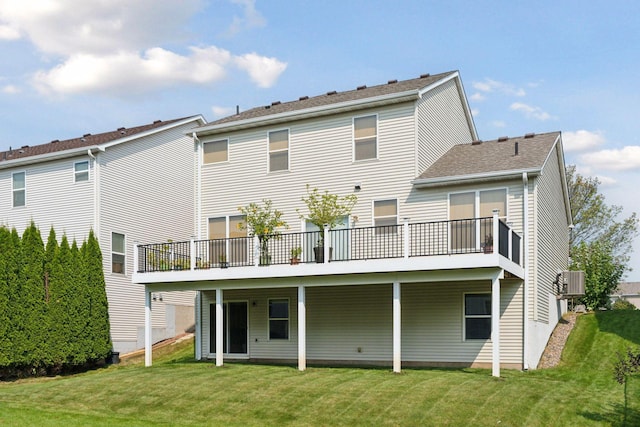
[290,247,302,265]
[297,185,357,263]
[238,199,289,266]
[483,233,493,254]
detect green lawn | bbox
[1,311,639,426]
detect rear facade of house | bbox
[134,71,572,374]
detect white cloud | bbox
[0,0,203,55]
[510,102,552,121]
[595,175,617,186]
[228,0,266,35]
[563,130,605,152]
[212,106,235,117]
[0,23,19,39]
[234,53,287,88]
[2,84,20,94]
[472,78,526,97]
[33,47,231,95]
[470,92,485,102]
[0,0,287,95]
[580,146,640,171]
[471,108,479,117]
[490,120,506,128]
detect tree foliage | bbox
[567,166,639,309]
[567,165,638,264]
[0,225,112,379]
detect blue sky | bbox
[1,0,639,278]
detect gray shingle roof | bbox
[0,116,197,163]
[209,71,457,126]
[416,132,561,182]
[614,282,640,295]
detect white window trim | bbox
[74,160,90,183]
[352,113,378,162]
[11,170,26,208]
[267,128,290,173]
[462,292,492,342]
[447,187,509,221]
[268,297,290,341]
[111,232,126,275]
[372,198,399,234]
[202,138,229,165]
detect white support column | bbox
[190,237,196,271]
[323,224,330,263]
[133,243,139,273]
[393,282,401,373]
[492,209,500,255]
[216,288,224,367]
[195,292,202,360]
[492,274,501,377]
[145,288,152,367]
[254,235,260,267]
[403,218,410,259]
[298,285,306,371]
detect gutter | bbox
[412,168,541,188]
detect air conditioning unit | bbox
[559,270,585,297]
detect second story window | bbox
[354,115,377,161]
[12,171,25,207]
[74,161,89,182]
[374,199,398,234]
[112,232,125,274]
[203,139,228,164]
[268,130,289,172]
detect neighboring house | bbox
[133,71,572,376]
[0,116,206,354]
[611,282,640,309]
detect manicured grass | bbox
[1,311,639,426]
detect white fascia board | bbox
[0,115,206,170]
[0,145,100,170]
[412,168,541,188]
[100,115,206,150]
[195,92,420,136]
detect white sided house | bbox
[0,116,205,354]
[133,71,573,376]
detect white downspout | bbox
[193,132,202,240]
[522,172,529,370]
[87,148,102,238]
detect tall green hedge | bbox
[0,223,112,378]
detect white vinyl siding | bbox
[353,114,377,161]
[268,129,289,172]
[416,78,474,174]
[98,120,200,350]
[0,158,94,239]
[12,171,26,207]
[74,161,89,182]
[203,139,228,164]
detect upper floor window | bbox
[464,293,491,340]
[111,232,125,274]
[74,161,89,182]
[268,130,289,172]
[354,115,377,161]
[12,171,25,207]
[374,199,398,234]
[203,139,228,164]
[208,215,247,265]
[449,189,507,251]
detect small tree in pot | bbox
[297,185,357,262]
[238,199,288,265]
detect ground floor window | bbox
[464,293,491,340]
[269,299,289,340]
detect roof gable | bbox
[415,132,561,184]
[0,116,202,165]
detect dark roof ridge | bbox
[208,71,457,127]
[0,116,200,163]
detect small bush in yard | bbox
[612,299,637,310]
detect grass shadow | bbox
[595,310,640,346]
[579,403,640,427]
